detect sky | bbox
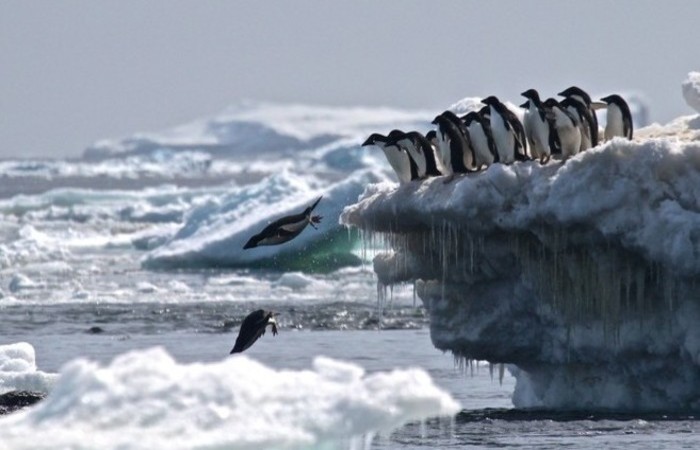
[2,1,699,158]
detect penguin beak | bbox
[361,137,372,146]
[519,101,528,108]
[243,237,257,249]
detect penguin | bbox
[362,131,412,183]
[243,196,323,249]
[543,98,581,161]
[431,113,472,179]
[481,96,528,164]
[393,131,443,178]
[230,309,278,354]
[600,94,633,140]
[462,111,498,169]
[558,86,599,148]
[442,110,476,170]
[520,89,556,164]
[560,97,594,151]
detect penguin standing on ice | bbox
[543,98,581,161]
[600,94,633,140]
[558,86,599,149]
[243,196,323,249]
[521,89,557,164]
[392,131,443,178]
[362,130,412,183]
[462,111,498,169]
[431,113,473,178]
[230,309,278,354]
[481,96,528,164]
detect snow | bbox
[0,343,57,395]
[341,74,700,411]
[0,346,458,450]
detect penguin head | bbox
[243,233,263,249]
[387,129,405,143]
[600,94,623,105]
[462,111,480,125]
[425,130,437,141]
[481,96,500,106]
[521,89,540,102]
[558,86,592,105]
[362,133,386,146]
[478,105,491,118]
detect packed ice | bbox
[0,345,458,450]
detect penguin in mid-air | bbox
[558,86,599,149]
[362,130,412,183]
[230,309,278,354]
[481,96,528,164]
[243,197,322,249]
[392,131,443,179]
[521,89,557,164]
[543,98,581,161]
[462,111,498,169]
[600,94,633,141]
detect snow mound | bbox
[0,347,459,450]
[0,343,57,395]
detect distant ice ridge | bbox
[143,168,388,271]
[0,346,459,450]
[341,78,700,411]
[84,100,431,160]
[0,343,56,395]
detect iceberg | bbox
[341,78,700,411]
[0,343,57,396]
[0,346,459,450]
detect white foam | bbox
[0,347,458,449]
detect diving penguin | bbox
[600,94,633,141]
[243,196,323,249]
[230,309,278,354]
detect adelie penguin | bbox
[391,131,443,179]
[362,130,412,183]
[462,111,498,169]
[600,94,633,141]
[431,112,473,180]
[230,309,278,354]
[481,96,529,164]
[558,86,599,149]
[521,89,559,164]
[243,196,322,249]
[543,98,581,161]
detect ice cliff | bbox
[341,78,700,411]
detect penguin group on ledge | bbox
[363,87,633,183]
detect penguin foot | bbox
[309,215,322,229]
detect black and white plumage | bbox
[558,86,599,149]
[431,113,473,176]
[543,98,581,160]
[600,94,633,141]
[362,131,412,183]
[393,131,443,178]
[462,111,498,168]
[521,89,557,164]
[481,96,528,164]
[230,309,278,354]
[243,196,323,249]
